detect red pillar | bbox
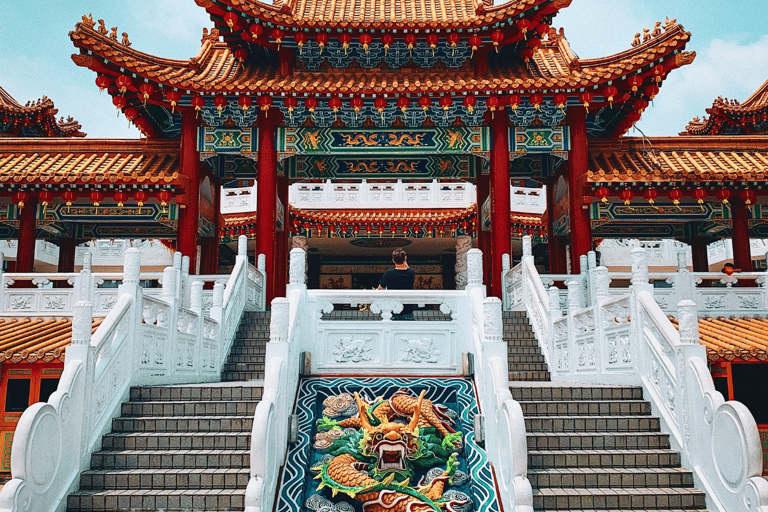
[731,197,753,271]
[275,175,289,297]
[476,172,490,294]
[257,111,279,304]
[689,237,710,272]
[566,107,592,274]
[546,179,566,274]
[57,238,78,272]
[177,110,201,273]
[16,198,38,273]
[489,112,511,298]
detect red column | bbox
[476,172,490,294]
[257,111,279,304]
[275,175,289,297]
[489,112,511,298]
[566,107,592,274]
[689,237,710,272]
[16,198,38,273]
[546,179,566,274]
[177,110,201,273]
[57,238,78,272]
[731,197,753,271]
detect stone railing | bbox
[0,236,265,512]
[503,242,768,512]
[246,247,533,512]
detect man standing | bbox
[378,248,416,320]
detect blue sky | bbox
[1,0,767,138]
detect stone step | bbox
[89,449,249,470]
[67,488,245,511]
[506,338,539,346]
[524,415,661,433]
[506,346,542,355]
[518,400,652,417]
[112,415,254,433]
[228,346,266,355]
[507,354,546,363]
[527,467,695,489]
[79,468,249,490]
[508,363,550,372]
[510,385,644,402]
[101,432,251,451]
[509,371,551,381]
[533,510,708,512]
[221,371,263,381]
[224,356,264,364]
[532,486,706,510]
[121,400,258,417]
[129,385,263,402]
[528,448,682,469]
[527,431,670,451]
[222,362,264,373]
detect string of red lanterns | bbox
[592,186,757,209]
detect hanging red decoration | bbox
[529,92,544,110]
[112,95,127,111]
[490,30,504,52]
[12,191,29,209]
[138,83,155,105]
[158,190,172,213]
[578,91,594,111]
[405,33,417,54]
[627,75,643,92]
[507,94,522,111]
[527,36,541,50]
[213,95,227,115]
[191,95,205,118]
[716,188,731,204]
[516,19,531,39]
[439,94,453,111]
[294,32,308,55]
[316,32,329,54]
[271,28,285,50]
[63,190,77,212]
[382,33,394,55]
[645,84,660,100]
[643,188,658,205]
[284,96,298,121]
[426,33,439,56]
[667,188,683,206]
[350,96,364,114]
[223,12,240,29]
[359,33,373,53]
[626,111,642,124]
[486,95,501,118]
[257,95,273,116]
[89,190,104,207]
[397,95,410,114]
[305,97,318,117]
[234,48,249,62]
[329,96,342,113]
[462,95,477,114]
[374,97,387,120]
[113,191,128,207]
[536,23,549,37]
[740,189,756,205]
[123,107,138,121]
[165,90,181,113]
[520,47,533,64]
[692,187,707,205]
[469,34,482,58]
[95,75,111,92]
[248,24,263,40]
[418,94,432,112]
[134,191,148,213]
[553,93,568,110]
[38,190,54,208]
[339,33,352,55]
[115,75,132,95]
[447,32,461,56]
[633,98,649,113]
[595,186,610,203]
[603,85,618,106]
[650,63,667,83]
[618,189,634,205]
[231,95,249,114]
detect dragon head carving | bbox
[355,391,424,477]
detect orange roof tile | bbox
[686,79,768,135]
[0,317,102,364]
[588,136,768,184]
[69,21,692,96]
[670,316,768,363]
[0,86,84,138]
[0,139,183,187]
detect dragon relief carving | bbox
[313,390,467,512]
[400,337,439,363]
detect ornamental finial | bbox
[122,33,131,47]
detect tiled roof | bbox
[670,316,768,363]
[686,79,768,135]
[588,136,768,184]
[0,139,182,187]
[0,87,84,138]
[0,317,102,364]
[205,0,558,29]
[511,212,543,225]
[70,21,691,96]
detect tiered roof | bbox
[0,87,84,138]
[685,79,768,136]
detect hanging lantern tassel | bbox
[158,190,172,214]
[39,190,54,218]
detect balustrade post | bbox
[210,282,225,325]
[466,248,484,292]
[190,281,204,314]
[567,280,580,312]
[548,286,562,320]
[238,234,248,261]
[190,280,205,372]
[630,247,652,291]
[677,300,699,345]
[162,266,178,302]
[593,266,610,302]
[522,235,532,261]
[454,236,472,290]
[674,250,694,306]
[483,297,503,344]
[119,248,143,375]
[76,252,93,303]
[288,248,307,292]
[502,254,510,271]
[181,255,190,306]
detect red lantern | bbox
[234,48,249,63]
[316,32,329,54]
[123,107,138,121]
[284,96,298,121]
[113,191,128,207]
[469,34,482,58]
[716,188,731,204]
[426,33,439,56]
[603,85,618,106]
[350,96,364,114]
[447,32,461,56]
[536,22,549,36]
[740,189,756,205]
[516,19,531,39]
[645,84,660,100]
[258,95,273,116]
[650,63,667,83]
[491,30,504,52]
[382,33,394,54]
[595,186,610,203]
[12,191,29,209]
[418,94,432,112]
[553,93,568,110]
[165,90,181,113]
[139,83,155,104]
[633,98,649,113]
[374,97,387,119]
[158,190,172,213]
[359,33,373,53]
[667,188,683,206]
[112,95,127,111]
[397,95,410,114]
[405,33,417,53]
[486,95,501,118]
[95,75,111,92]
[462,95,477,114]
[38,190,54,207]
[626,111,642,124]
[339,33,352,55]
[507,94,522,111]
[643,188,658,205]
[213,95,227,115]
[439,94,453,111]
[115,75,132,95]
[618,189,634,205]
[627,75,643,93]
[63,190,77,212]
[191,95,205,118]
[271,28,285,49]
[692,187,707,205]
[89,190,104,207]
[305,96,318,115]
[223,12,240,29]
[248,24,263,40]
[527,36,541,50]
[134,190,148,210]
[329,96,342,113]
[529,92,544,110]
[294,32,308,55]
[520,48,533,63]
[578,91,594,111]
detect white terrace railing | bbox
[502,238,768,512]
[529,250,768,318]
[0,236,265,512]
[245,248,534,512]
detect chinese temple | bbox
[0,87,84,139]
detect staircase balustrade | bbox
[0,235,264,512]
[246,247,534,512]
[501,237,768,512]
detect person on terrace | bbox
[378,248,416,320]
